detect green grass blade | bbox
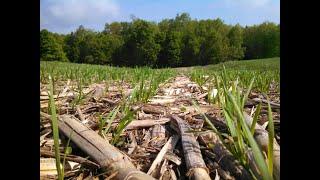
[267,97,274,176]
[213,73,221,106]
[228,93,272,180]
[223,109,242,156]
[242,78,255,109]
[98,115,106,136]
[48,75,63,180]
[62,131,73,177]
[223,109,237,138]
[251,103,262,134]
[104,105,121,134]
[112,110,134,145]
[191,100,218,134]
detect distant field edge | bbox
[175,57,280,72]
[40,57,280,72]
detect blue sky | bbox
[41,0,280,34]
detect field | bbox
[40,57,280,180]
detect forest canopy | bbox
[40,13,280,67]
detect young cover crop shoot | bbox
[40,2,280,178]
[40,56,279,180]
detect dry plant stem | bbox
[199,132,251,180]
[40,175,56,180]
[170,115,211,180]
[197,93,208,99]
[251,98,280,108]
[243,112,280,180]
[41,111,52,121]
[158,159,168,179]
[40,149,100,168]
[147,136,175,175]
[204,112,279,179]
[89,118,170,131]
[40,92,74,101]
[164,153,181,165]
[105,171,119,180]
[159,135,180,179]
[76,105,86,122]
[60,81,70,95]
[151,124,166,139]
[142,105,165,114]
[58,115,155,180]
[199,114,228,132]
[169,168,177,180]
[164,135,180,164]
[178,105,219,115]
[246,149,261,178]
[92,85,105,99]
[167,135,180,151]
[190,168,212,180]
[205,157,235,180]
[40,158,61,177]
[149,98,176,105]
[125,118,170,130]
[101,98,118,105]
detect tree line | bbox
[40,13,280,67]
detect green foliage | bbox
[132,71,169,103]
[40,29,68,62]
[188,59,278,179]
[191,58,280,94]
[98,105,121,137]
[64,26,122,65]
[62,132,73,178]
[181,25,200,66]
[104,106,121,134]
[228,24,245,60]
[48,75,63,180]
[226,92,272,179]
[251,103,262,134]
[243,22,280,59]
[199,30,229,65]
[118,19,161,67]
[162,31,183,67]
[40,13,279,67]
[40,61,176,91]
[212,73,273,179]
[267,98,275,176]
[111,90,137,145]
[42,55,279,179]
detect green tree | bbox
[44,13,279,67]
[243,22,280,59]
[40,29,68,62]
[227,24,245,60]
[100,33,123,65]
[163,31,182,67]
[199,30,230,65]
[120,19,161,66]
[103,22,123,35]
[181,21,200,66]
[64,26,110,64]
[64,25,87,63]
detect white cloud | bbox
[41,0,120,33]
[225,0,271,8]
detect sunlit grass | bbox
[189,58,279,179]
[48,75,63,180]
[42,57,279,179]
